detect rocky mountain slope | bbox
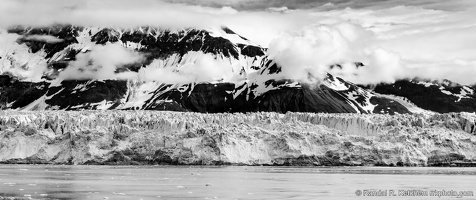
[1,25,475,114]
[0,111,475,166]
[369,79,476,113]
[0,24,427,114]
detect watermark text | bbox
[355,189,474,198]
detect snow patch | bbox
[417,81,437,87]
[322,77,349,91]
[122,41,144,50]
[208,27,254,46]
[117,81,176,110]
[91,100,114,110]
[439,87,453,96]
[438,86,474,102]
[344,88,376,114]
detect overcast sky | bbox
[1,0,475,84]
[164,0,474,11]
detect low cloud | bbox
[0,0,475,85]
[58,43,144,80]
[20,35,64,43]
[308,4,476,84]
[137,53,236,84]
[58,46,237,84]
[162,0,472,11]
[0,0,224,29]
[267,22,406,84]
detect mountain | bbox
[0,24,474,114]
[367,79,476,113]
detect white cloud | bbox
[267,22,407,85]
[312,4,476,84]
[58,43,144,80]
[0,0,475,84]
[20,35,64,43]
[137,53,236,84]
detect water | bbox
[0,165,475,200]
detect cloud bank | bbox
[137,54,236,84]
[0,0,475,84]
[162,0,475,11]
[20,35,64,43]
[58,43,144,80]
[58,43,236,84]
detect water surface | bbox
[0,165,475,199]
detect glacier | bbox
[0,111,475,166]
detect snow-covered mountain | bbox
[0,24,474,114]
[369,79,476,113]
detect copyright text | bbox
[355,189,474,198]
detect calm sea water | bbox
[0,165,475,200]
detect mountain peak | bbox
[2,24,476,114]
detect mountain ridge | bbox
[1,24,475,114]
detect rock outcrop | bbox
[371,79,476,113]
[0,111,475,166]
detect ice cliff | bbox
[0,111,475,166]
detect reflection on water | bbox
[0,165,475,199]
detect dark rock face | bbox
[9,25,81,59]
[155,83,236,112]
[111,28,239,61]
[46,80,128,110]
[9,25,265,63]
[370,97,410,115]
[1,73,413,114]
[89,26,265,64]
[0,75,128,110]
[255,85,357,113]
[153,82,363,113]
[238,44,266,57]
[0,75,49,109]
[372,79,476,113]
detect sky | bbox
[0,0,475,84]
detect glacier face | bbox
[0,111,475,166]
